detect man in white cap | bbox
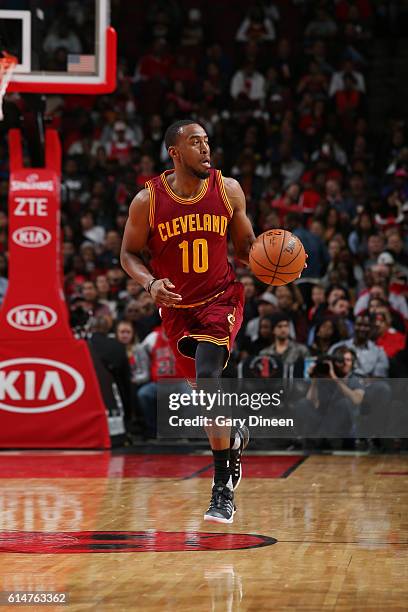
[245,292,278,342]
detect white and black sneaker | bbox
[230,425,249,491]
[204,483,235,524]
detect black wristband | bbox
[146,278,158,294]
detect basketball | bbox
[249,229,306,286]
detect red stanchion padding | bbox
[0,129,111,448]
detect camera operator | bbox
[328,314,392,419]
[293,347,364,438]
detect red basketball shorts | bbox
[160,281,244,381]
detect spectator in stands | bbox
[330,312,393,426]
[118,278,143,309]
[274,284,307,338]
[329,59,366,97]
[96,274,118,319]
[106,267,126,300]
[106,121,138,165]
[285,212,330,279]
[279,145,305,189]
[135,154,156,188]
[386,231,408,275]
[122,296,159,341]
[79,211,106,247]
[344,173,367,216]
[272,183,303,220]
[367,296,406,333]
[335,72,363,128]
[79,242,100,276]
[329,314,389,377]
[61,158,89,208]
[234,153,264,210]
[98,231,122,269]
[323,211,343,243]
[247,315,276,355]
[308,283,326,324]
[230,62,266,108]
[362,234,386,269]
[307,39,334,75]
[244,292,278,344]
[138,325,180,438]
[305,8,338,39]
[239,273,259,322]
[180,8,204,48]
[88,315,132,427]
[297,61,328,98]
[354,280,408,321]
[236,5,278,42]
[325,178,356,218]
[308,288,352,343]
[260,313,309,374]
[330,296,354,336]
[390,336,408,378]
[294,346,364,438]
[136,38,173,82]
[274,37,294,85]
[116,320,151,434]
[372,309,406,358]
[81,281,114,320]
[309,318,342,356]
[348,211,375,256]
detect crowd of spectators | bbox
[1,0,408,442]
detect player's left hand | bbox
[151,278,182,307]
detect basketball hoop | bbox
[0,51,17,121]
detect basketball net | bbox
[0,52,17,121]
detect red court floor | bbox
[0,451,303,479]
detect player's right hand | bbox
[150,278,182,307]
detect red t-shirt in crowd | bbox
[376,329,406,358]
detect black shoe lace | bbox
[210,485,233,511]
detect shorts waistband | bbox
[169,289,226,309]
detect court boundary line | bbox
[182,463,213,480]
[281,456,308,478]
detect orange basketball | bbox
[249,229,306,286]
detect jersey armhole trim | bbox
[216,170,233,219]
[145,180,156,228]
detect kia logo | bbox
[0,358,85,413]
[12,226,52,248]
[6,305,58,331]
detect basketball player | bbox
[121,119,256,524]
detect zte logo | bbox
[13,198,48,217]
[0,358,85,413]
[6,305,58,331]
[12,226,51,248]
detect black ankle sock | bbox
[212,448,231,485]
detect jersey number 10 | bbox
[178,239,209,273]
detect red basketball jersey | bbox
[146,169,236,306]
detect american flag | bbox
[67,54,96,73]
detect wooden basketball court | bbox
[0,451,406,610]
